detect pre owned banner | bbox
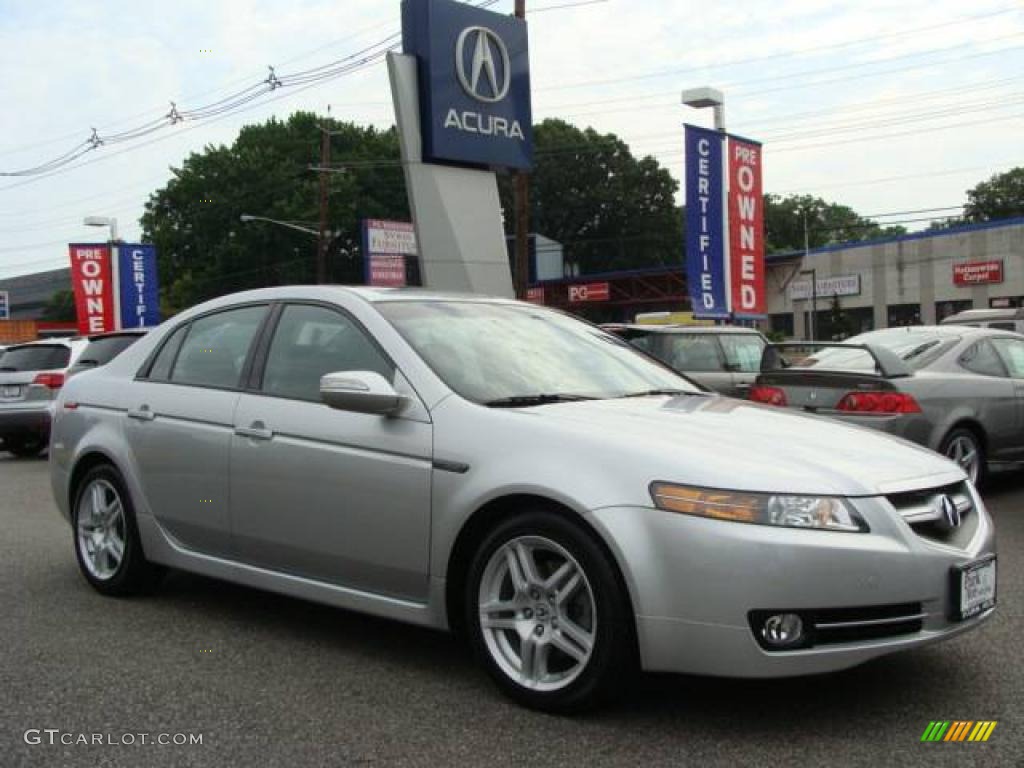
[69,244,116,334]
[684,124,729,319]
[727,137,765,317]
[118,244,161,328]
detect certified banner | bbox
[727,136,765,317]
[69,244,116,335]
[118,244,161,328]
[685,125,729,319]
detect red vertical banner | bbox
[69,244,116,335]
[727,138,765,316]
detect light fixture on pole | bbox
[83,216,119,242]
[681,86,725,132]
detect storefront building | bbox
[765,218,1024,340]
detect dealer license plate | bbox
[953,557,996,621]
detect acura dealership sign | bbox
[402,0,533,170]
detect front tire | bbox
[940,427,987,488]
[464,511,636,713]
[72,465,164,595]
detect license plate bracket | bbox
[950,555,996,621]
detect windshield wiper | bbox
[619,388,700,398]
[483,393,600,408]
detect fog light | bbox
[761,613,804,647]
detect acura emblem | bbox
[939,495,962,529]
[455,26,511,103]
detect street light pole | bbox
[83,216,119,243]
[317,122,331,285]
[801,210,817,341]
[513,0,530,300]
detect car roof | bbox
[854,325,1022,341]
[6,337,83,349]
[942,308,1024,322]
[603,323,763,335]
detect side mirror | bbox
[319,371,409,416]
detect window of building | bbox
[887,304,921,328]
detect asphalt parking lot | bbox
[1,455,1021,768]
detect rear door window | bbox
[0,344,71,371]
[959,341,1007,377]
[662,335,725,372]
[991,338,1024,378]
[170,306,267,389]
[719,334,766,373]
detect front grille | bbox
[749,602,925,651]
[886,482,978,548]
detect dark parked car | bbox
[603,324,767,397]
[67,330,148,379]
[752,325,1024,485]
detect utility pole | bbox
[513,0,530,300]
[317,112,331,285]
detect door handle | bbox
[234,422,273,441]
[127,406,155,422]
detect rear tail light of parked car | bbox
[749,385,787,406]
[836,391,921,414]
[32,372,65,390]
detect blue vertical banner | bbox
[117,244,160,328]
[685,124,730,319]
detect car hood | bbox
[528,394,964,497]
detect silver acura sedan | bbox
[50,287,996,712]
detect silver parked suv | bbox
[0,337,87,456]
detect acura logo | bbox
[938,494,962,529]
[455,26,510,103]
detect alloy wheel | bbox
[477,535,596,692]
[76,479,127,581]
[945,434,980,485]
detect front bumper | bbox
[588,488,995,677]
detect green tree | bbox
[500,119,682,275]
[141,112,409,311]
[764,194,905,254]
[42,289,76,322]
[964,167,1024,222]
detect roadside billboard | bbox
[684,125,729,319]
[362,219,417,287]
[69,244,116,335]
[953,260,1003,286]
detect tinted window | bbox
[960,341,1006,378]
[170,306,266,389]
[991,338,1024,378]
[77,335,141,368]
[719,334,766,373]
[0,344,71,371]
[147,325,188,381]
[261,304,393,402]
[661,335,724,372]
[988,322,1016,331]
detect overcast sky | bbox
[1,0,1022,278]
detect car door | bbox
[124,304,268,557]
[718,333,767,399]
[229,302,433,601]
[656,333,732,393]
[990,337,1024,457]
[956,338,1019,460]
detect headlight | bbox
[650,482,868,532]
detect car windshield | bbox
[0,344,71,372]
[378,301,700,404]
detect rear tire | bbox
[464,510,636,713]
[72,464,164,596]
[940,427,987,488]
